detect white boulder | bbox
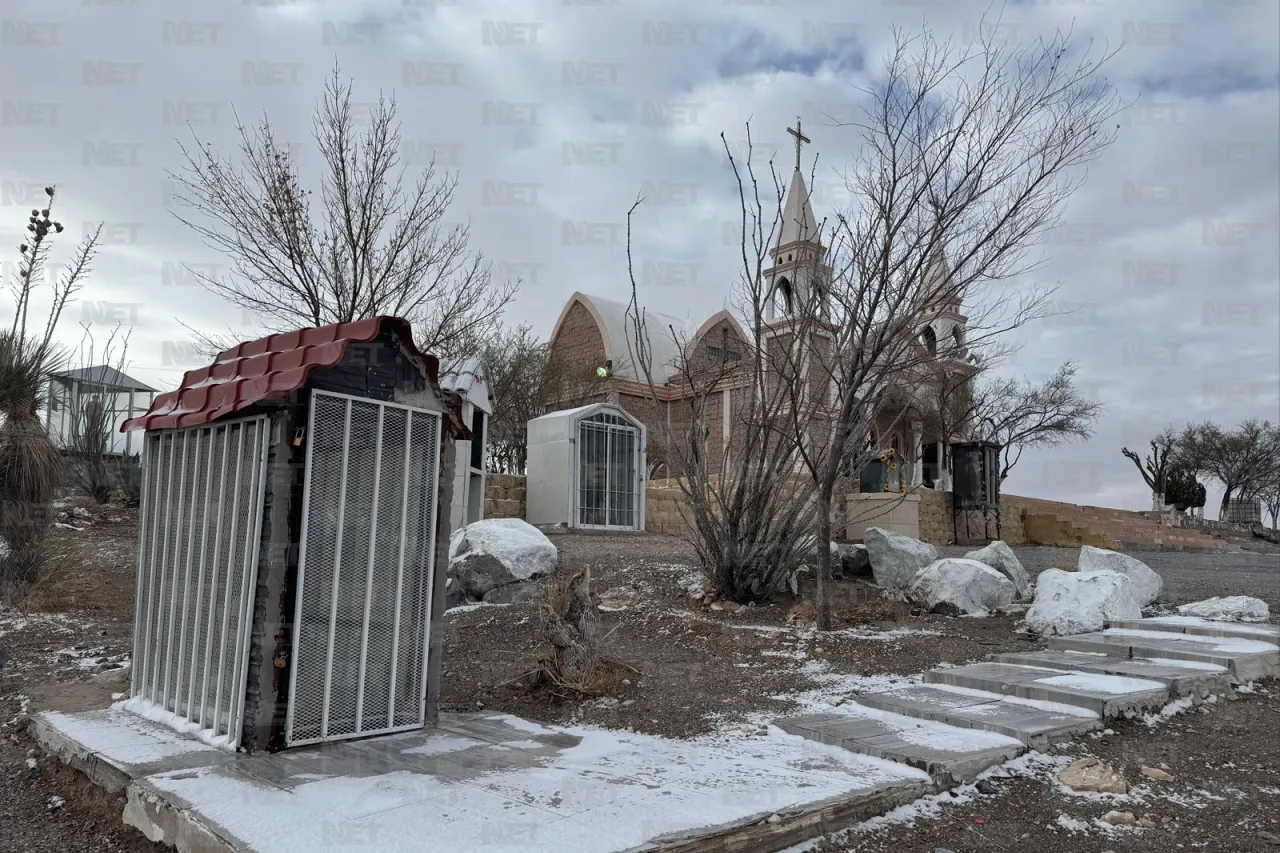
[864,527,939,592]
[963,540,1032,600]
[1077,546,1163,606]
[1025,569,1142,636]
[907,558,1017,617]
[448,518,559,600]
[1176,595,1270,623]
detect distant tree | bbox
[168,61,517,359]
[982,362,1104,483]
[1177,419,1280,518]
[1121,426,1179,512]
[1163,465,1200,512]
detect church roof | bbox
[778,169,819,247]
[552,292,690,383]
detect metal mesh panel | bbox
[129,417,268,747]
[287,393,440,746]
[577,418,640,530]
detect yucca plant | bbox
[0,187,102,605]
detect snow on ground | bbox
[112,698,238,752]
[1032,673,1167,695]
[40,707,230,763]
[104,710,930,853]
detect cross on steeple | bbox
[786,116,810,173]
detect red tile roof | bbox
[121,316,440,432]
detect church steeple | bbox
[764,117,829,325]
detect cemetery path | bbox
[817,681,1280,853]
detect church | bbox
[542,120,977,490]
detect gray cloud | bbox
[1,0,1275,514]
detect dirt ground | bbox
[2,505,1278,853]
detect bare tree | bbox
[1,187,102,604]
[1179,419,1280,519]
[168,61,516,358]
[65,324,135,503]
[969,362,1103,484]
[765,23,1120,627]
[1121,426,1178,512]
[623,134,820,606]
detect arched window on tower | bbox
[771,278,793,317]
[920,325,937,356]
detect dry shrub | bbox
[522,566,632,697]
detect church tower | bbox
[762,118,831,331]
[761,117,836,412]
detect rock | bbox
[92,667,129,686]
[444,578,470,610]
[1176,595,1270,623]
[1025,569,1142,636]
[1077,545,1162,606]
[975,780,998,795]
[1259,830,1280,845]
[863,527,940,591]
[907,558,1016,617]
[1138,817,1157,829]
[1058,757,1129,794]
[1101,811,1136,825]
[963,540,1031,600]
[836,543,872,577]
[448,518,558,599]
[1140,765,1175,782]
[825,695,844,707]
[72,506,90,519]
[710,601,725,611]
[481,581,541,605]
[597,586,642,612]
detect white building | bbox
[439,356,495,531]
[44,366,157,457]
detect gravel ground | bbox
[2,508,1278,853]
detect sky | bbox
[1,0,1277,515]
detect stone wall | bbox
[484,473,526,519]
[646,486,692,537]
[916,488,1028,546]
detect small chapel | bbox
[543,119,978,489]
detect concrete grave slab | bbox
[774,706,1024,783]
[854,684,1101,747]
[923,662,1083,692]
[993,651,1231,698]
[33,706,932,853]
[1047,630,1279,682]
[1107,616,1280,642]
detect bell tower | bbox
[763,117,831,330]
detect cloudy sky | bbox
[2,0,1276,514]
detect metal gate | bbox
[131,416,270,748]
[577,412,639,529]
[286,391,441,746]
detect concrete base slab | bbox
[1047,630,1280,682]
[1107,617,1280,642]
[775,709,1025,783]
[32,706,934,853]
[994,651,1231,698]
[855,685,1101,747]
[923,663,1170,717]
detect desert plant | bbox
[522,567,627,697]
[2,188,101,604]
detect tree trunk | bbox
[1220,486,1234,520]
[1151,491,1162,512]
[815,492,833,632]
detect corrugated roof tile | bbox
[121,316,440,432]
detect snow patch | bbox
[1175,596,1270,623]
[114,697,239,752]
[1104,628,1278,654]
[1032,673,1167,694]
[1141,695,1194,727]
[926,683,1100,719]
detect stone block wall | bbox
[916,488,1028,546]
[647,485,693,537]
[484,473,526,519]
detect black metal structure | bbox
[859,458,887,493]
[950,440,1002,545]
